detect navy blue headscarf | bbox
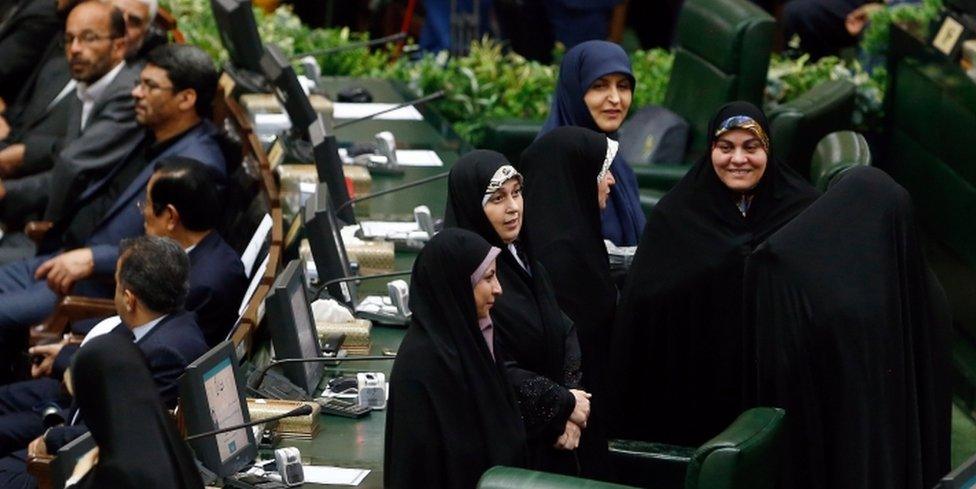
[539,40,646,246]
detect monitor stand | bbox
[223,63,269,94]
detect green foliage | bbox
[164,0,943,143]
[862,0,943,56]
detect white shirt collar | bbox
[76,60,125,104]
[131,314,168,343]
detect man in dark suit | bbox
[0,43,225,381]
[0,0,61,103]
[0,0,143,238]
[0,235,208,487]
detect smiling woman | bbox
[608,101,820,445]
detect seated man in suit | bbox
[0,158,245,458]
[0,0,143,251]
[115,0,158,60]
[0,43,225,382]
[0,235,209,488]
[0,0,61,103]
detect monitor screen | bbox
[266,259,324,396]
[180,341,257,478]
[260,44,318,133]
[311,133,356,225]
[304,183,356,306]
[210,0,264,73]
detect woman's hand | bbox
[569,389,591,427]
[553,420,581,450]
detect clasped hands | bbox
[553,388,591,451]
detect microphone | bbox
[291,32,409,59]
[185,404,314,442]
[248,355,396,392]
[334,171,449,216]
[333,90,445,129]
[313,269,412,297]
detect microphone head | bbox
[290,404,315,416]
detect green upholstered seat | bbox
[767,80,857,181]
[477,467,638,489]
[608,407,786,489]
[808,130,871,192]
[481,118,545,164]
[633,0,774,193]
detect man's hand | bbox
[0,115,10,141]
[553,420,582,450]
[27,435,48,459]
[846,3,885,36]
[35,248,95,295]
[28,340,67,378]
[0,143,25,177]
[569,389,591,427]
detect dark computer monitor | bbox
[179,341,257,478]
[311,133,356,225]
[210,0,264,73]
[265,259,324,396]
[304,183,356,305]
[260,43,318,133]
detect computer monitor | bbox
[304,183,356,305]
[179,341,257,478]
[260,43,318,133]
[265,259,324,396]
[210,0,264,73]
[311,132,356,225]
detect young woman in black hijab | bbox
[608,102,820,446]
[384,228,527,488]
[744,167,951,489]
[518,126,618,479]
[71,332,203,489]
[444,149,591,475]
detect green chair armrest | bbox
[477,466,638,489]
[608,440,695,489]
[634,165,691,192]
[685,407,786,489]
[481,118,544,163]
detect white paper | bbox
[359,220,419,238]
[333,103,423,121]
[302,465,371,485]
[394,149,443,167]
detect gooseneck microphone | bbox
[334,172,450,216]
[333,91,445,129]
[291,32,409,59]
[185,404,315,442]
[248,355,396,392]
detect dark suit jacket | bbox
[186,231,248,347]
[0,0,60,102]
[46,312,209,451]
[2,62,144,223]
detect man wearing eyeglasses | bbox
[0,0,144,264]
[0,43,226,385]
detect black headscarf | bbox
[384,228,526,488]
[607,101,820,445]
[73,333,203,489]
[519,126,617,391]
[744,166,951,489]
[444,150,582,474]
[539,40,646,246]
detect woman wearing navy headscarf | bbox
[539,40,646,247]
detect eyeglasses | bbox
[134,79,175,93]
[64,32,116,47]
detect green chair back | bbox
[768,80,857,180]
[684,407,786,489]
[809,130,872,192]
[663,0,774,163]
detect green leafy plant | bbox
[862,0,943,56]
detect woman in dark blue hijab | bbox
[539,40,646,247]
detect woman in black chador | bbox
[608,102,820,445]
[444,149,591,475]
[72,333,204,489]
[518,126,619,479]
[384,228,526,488]
[744,166,951,489]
